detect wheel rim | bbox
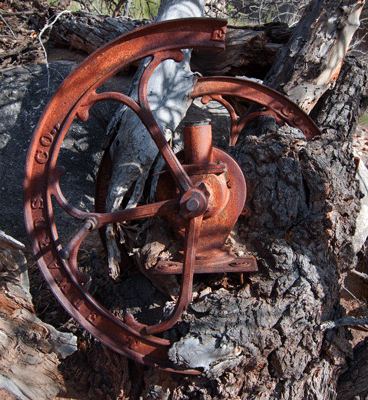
[24,18,320,373]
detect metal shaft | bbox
[183,122,213,165]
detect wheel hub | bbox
[156,122,255,272]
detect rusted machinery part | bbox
[24,18,228,374]
[94,71,322,361]
[24,17,322,373]
[190,77,321,145]
[95,75,322,329]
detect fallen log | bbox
[191,22,292,77]
[33,11,292,78]
[39,12,143,55]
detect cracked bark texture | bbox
[91,0,367,397]
[140,128,358,399]
[264,0,364,113]
[0,231,77,399]
[95,55,365,399]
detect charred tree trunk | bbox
[93,0,367,398]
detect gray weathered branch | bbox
[0,231,77,400]
[321,316,368,330]
[264,0,365,113]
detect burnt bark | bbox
[337,336,368,400]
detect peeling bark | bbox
[0,231,77,400]
[264,0,365,113]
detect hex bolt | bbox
[186,197,200,212]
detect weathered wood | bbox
[39,12,143,54]
[191,22,292,78]
[0,231,77,400]
[35,11,292,78]
[264,0,365,113]
[337,337,368,400]
[95,1,366,399]
[310,56,368,142]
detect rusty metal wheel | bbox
[24,18,320,373]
